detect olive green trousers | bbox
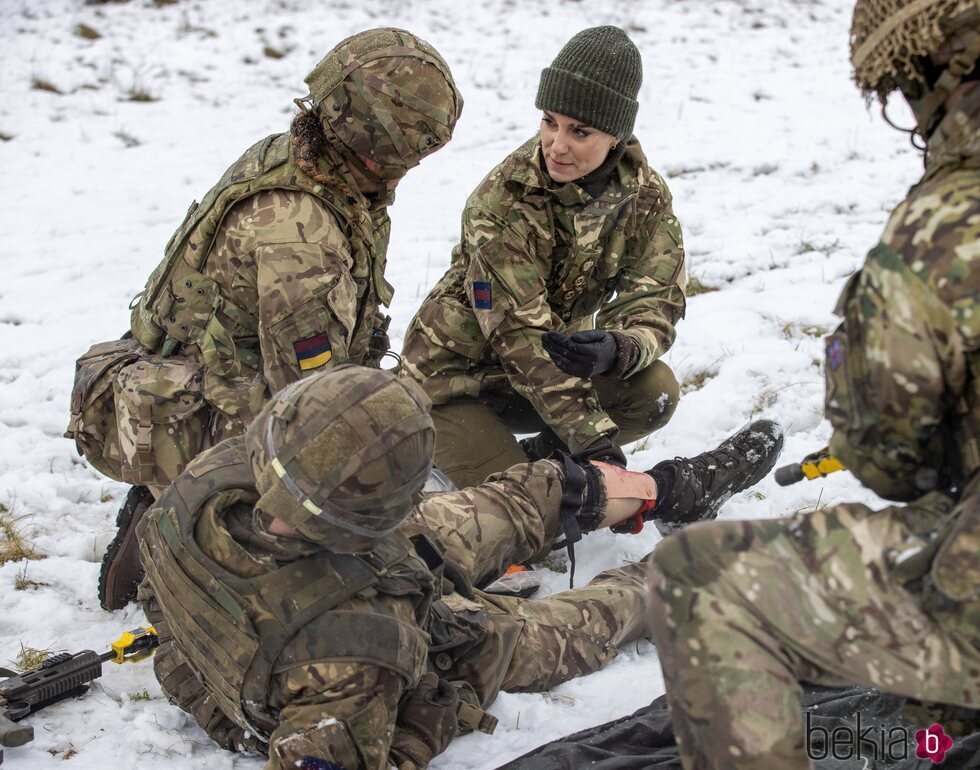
[432,360,678,488]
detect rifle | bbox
[774,447,846,486]
[0,626,158,765]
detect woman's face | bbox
[540,111,618,183]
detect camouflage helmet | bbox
[850,0,980,100]
[245,365,435,554]
[303,28,463,173]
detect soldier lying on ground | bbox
[63,28,462,610]
[138,365,782,770]
[647,1,980,767]
[401,26,689,490]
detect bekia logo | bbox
[806,714,955,765]
[916,723,953,764]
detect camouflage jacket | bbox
[141,437,567,770]
[401,137,686,452]
[825,86,980,501]
[129,132,393,433]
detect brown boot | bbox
[98,485,154,610]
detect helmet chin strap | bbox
[880,98,929,152]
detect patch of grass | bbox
[781,321,829,340]
[14,563,50,591]
[630,436,650,454]
[686,275,719,296]
[13,643,54,672]
[752,389,779,415]
[100,488,114,503]
[796,237,841,256]
[73,23,102,39]
[47,744,78,760]
[31,77,61,94]
[535,551,568,575]
[749,490,766,501]
[0,504,41,565]
[263,45,287,59]
[129,689,152,701]
[113,129,140,147]
[125,87,157,103]
[680,368,716,395]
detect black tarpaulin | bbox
[496,686,980,769]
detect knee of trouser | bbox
[603,360,679,433]
[650,521,744,588]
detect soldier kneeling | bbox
[138,365,780,769]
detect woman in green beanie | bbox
[402,26,687,488]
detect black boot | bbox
[98,485,154,610]
[647,420,784,535]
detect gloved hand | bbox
[573,435,627,468]
[543,330,618,379]
[389,673,460,769]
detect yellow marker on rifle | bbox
[774,448,846,486]
[111,626,158,663]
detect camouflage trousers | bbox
[431,360,679,488]
[412,460,651,707]
[646,490,980,770]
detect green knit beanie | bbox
[535,26,642,139]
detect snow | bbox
[0,0,916,767]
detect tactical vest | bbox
[139,438,431,741]
[130,132,393,376]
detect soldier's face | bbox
[540,111,618,183]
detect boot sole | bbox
[98,486,154,611]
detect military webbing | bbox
[130,132,384,372]
[141,438,428,740]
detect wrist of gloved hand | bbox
[606,331,640,378]
[574,435,627,468]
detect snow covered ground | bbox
[0,0,923,767]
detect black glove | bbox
[390,673,460,769]
[542,330,618,379]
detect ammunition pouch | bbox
[114,355,209,488]
[64,336,143,481]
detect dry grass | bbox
[686,275,719,297]
[680,368,716,395]
[0,504,41,565]
[14,563,50,592]
[73,23,102,40]
[31,77,61,94]
[13,643,54,672]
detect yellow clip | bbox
[800,454,845,480]
[110,626,159,664]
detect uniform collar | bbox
[507,136,647,207]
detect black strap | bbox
[551,454,589,588]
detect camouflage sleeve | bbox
[595,193,686,375]
[266,664,404,770]
[230,189,358,394]
[463,206,616,453]
[825,244,967,501]
[408,459,565,587]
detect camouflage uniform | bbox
[401,136,686,487]
[140,440,648,770]
[66,28,461,495]
[646,56,980,770]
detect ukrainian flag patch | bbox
[473,281,492,310]
[293,332,332,371]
